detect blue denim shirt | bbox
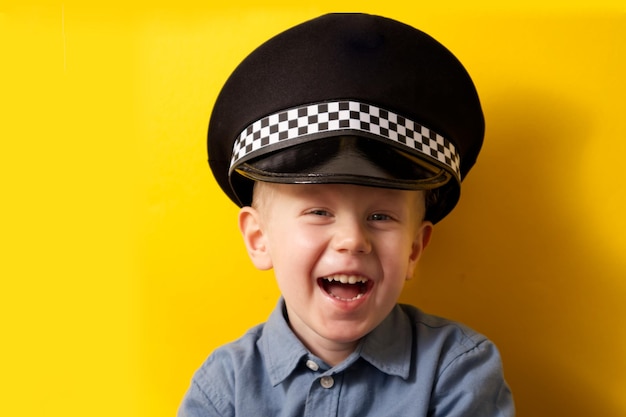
[179,299,514,416]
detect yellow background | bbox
[1,1,625,416]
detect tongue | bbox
[326,281,361,300]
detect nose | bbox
[331,218,372,255]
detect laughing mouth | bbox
[319,274,371,301]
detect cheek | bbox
[288,225,326,247]
[267,225,325,263]
[380,237,417,271]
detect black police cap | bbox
[207,13,484,223]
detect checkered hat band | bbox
[230,100,460,179]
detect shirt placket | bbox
[302,358,341,417]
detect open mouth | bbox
[318,274,372,301]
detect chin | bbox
[320,322,375,344]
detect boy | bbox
[179,13,514,416]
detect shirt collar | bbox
[358,304,413,379]
[259,299,413,385]
[259,299,310,386]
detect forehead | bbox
[255,182,425,209]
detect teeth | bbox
[325,274,368,284]
[330,293,365,301]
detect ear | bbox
[238,206,273,270]
[405,220,433,280]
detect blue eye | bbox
[308,209,331,216]
[369,213,392,221]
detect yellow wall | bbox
[1,1,624,416]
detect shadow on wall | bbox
[401,88,626,417]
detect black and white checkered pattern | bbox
[230,100,461,179]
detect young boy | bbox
[179,13,514,416]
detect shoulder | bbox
[195,322,266,383]
[400,304,488,358]
[398,304,504,384]
[179,324,266,417]
[398,304,515,416]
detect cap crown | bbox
[208,13,484,223]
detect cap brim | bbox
[233,135,453,190]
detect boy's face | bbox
[239,183,432,360]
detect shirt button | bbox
[319,376,334,389]
[305,360,319,371]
